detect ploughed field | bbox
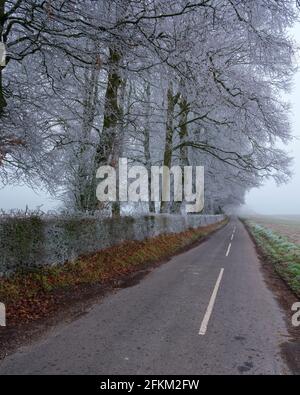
[248,215,300,245]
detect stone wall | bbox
[0,214,225,276]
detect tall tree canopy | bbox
[0,0,298,213]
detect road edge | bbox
[241,218,300,375]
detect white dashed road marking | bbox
[199,268,224,336]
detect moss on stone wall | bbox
[0,214,225,276]
[0,216,44,274]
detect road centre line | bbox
[226,243,232,257]
[199,268,225,336]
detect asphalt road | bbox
[0,219,291,374]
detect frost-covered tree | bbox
[0,0,298,214]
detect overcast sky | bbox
[245,23,300,215]
[1,24,300,214]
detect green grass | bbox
[244,219,300,297]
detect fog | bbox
[246,24,300,215]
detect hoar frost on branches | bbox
[0,0,298,214]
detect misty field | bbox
[244,217,300,297]
[248,215,300,245]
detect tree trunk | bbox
[0,0,7,115]
[75,46,101,212]
[144,82,156,213]
[178,96,190,168]
[160,83,180,213]
[170,95,190,214]
[111,76,126,217]
[93,46,122,215]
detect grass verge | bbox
[0,219,227,327]
[243,219,300,298]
